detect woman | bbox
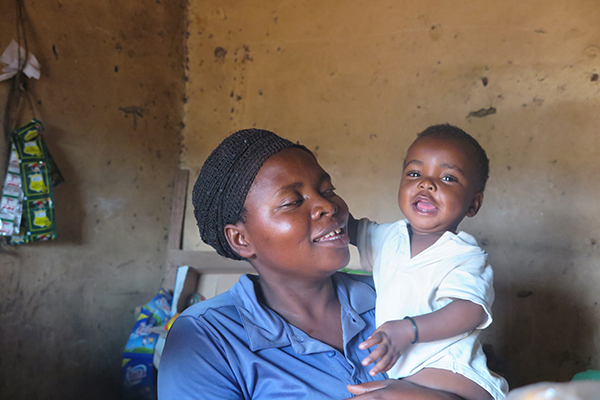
[157,129,461,399]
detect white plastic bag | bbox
[506,381,600,400]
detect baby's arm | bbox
[402,298,487,342]
[360,299,486,376]
[348,213,359,246]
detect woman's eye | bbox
[283,198,303,207]
[442,175,458,182]
[322,186,336,197]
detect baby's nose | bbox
[418,178,436,190]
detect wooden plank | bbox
[162,249,253,292]
[163,168,190,292]
[162,261,179,293]
[167,168,190,250]
[166,249,254,274]
[161,169,253,293]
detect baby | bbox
[348,124,509,400]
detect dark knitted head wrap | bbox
[192,129,308,260]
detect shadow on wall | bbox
[490,281,596,389]
[482,234,598,389]
[464,97,600,389]
[45,125,85,245]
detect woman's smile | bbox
[313,226,349,245]
[240,148,351,276]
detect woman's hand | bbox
[345,379,463,400]
[359,319,415,376]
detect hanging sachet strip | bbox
[0,145,24,236]
[8,119,58,244]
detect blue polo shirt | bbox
[157,272,387,399]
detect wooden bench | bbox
[161,169,253,312]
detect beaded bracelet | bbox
[404,316,419,344]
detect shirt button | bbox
[326,351,335,357]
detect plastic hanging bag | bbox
[122,289,173,400]
[505,381,600,400]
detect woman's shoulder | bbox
[179,290,235,318]
[176,275,257,326]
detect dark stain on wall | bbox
[467,107,496,118]
[119,106,145,130]
[214,46,227,60]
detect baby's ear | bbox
[466,192,484,218]
[224,223,255,259]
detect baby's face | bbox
[398,136,483,237]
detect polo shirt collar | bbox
[229,273,376,353]
[401,219,482,256]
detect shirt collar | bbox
[401,219,483,256]
[229,272,376,353]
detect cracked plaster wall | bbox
[0,0,185,398]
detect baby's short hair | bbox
[416,124,490,191]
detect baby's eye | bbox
[442,175,458,182]
[406,171,421,178]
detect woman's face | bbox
[235,148,350,280]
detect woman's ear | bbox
[224,223,255,259]
[466,192,484,218]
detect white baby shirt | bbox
[357,218,508,399]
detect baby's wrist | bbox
[403,316,419,344]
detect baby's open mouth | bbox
[415,199,437,212]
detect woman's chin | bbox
[331,248,351,272]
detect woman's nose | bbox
[312,198,338,219]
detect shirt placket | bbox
[340,307,375,385]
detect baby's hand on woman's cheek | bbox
[358,320,415,376]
